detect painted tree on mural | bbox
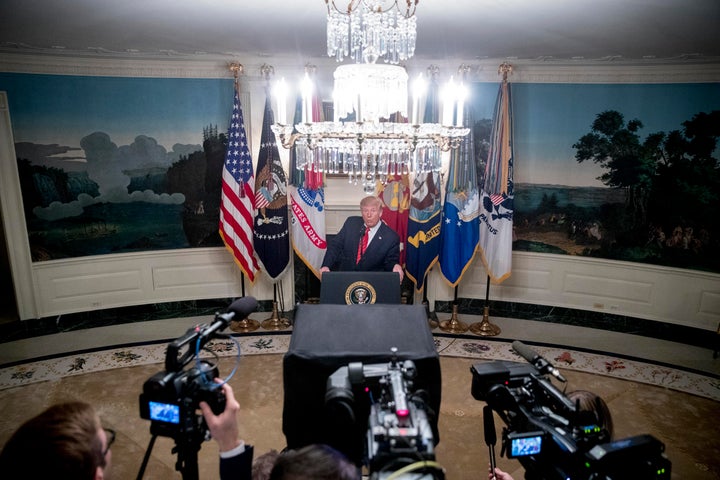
[573,111,657,229]
[573,110,720,271]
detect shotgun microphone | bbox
[512,340,567,383]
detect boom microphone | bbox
[203,296,258,338]
[512,340,567,383]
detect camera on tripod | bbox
[325,348,444,479]
[137,296,257,480]
[138,330,227,438]
[471,341,671,480]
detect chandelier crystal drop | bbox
[326,0,418,64]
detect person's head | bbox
[360,196,383,228]
[0,401,112,480]
[269,444,359,480]
[567,390,614,439]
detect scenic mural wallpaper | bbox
[1,73,719,274]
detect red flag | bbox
[219,82,260,282]
[377,173,410,265]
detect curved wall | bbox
[1,56,719,333]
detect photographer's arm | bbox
[200,382,254,480]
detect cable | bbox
[381,460,445,480]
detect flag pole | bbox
[422,273,438,329]
[226,62,260,334]
[262,282,291,330]
[469,275,501,336]
[231,273,262,333]
[439,285,469,333]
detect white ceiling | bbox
[1,0,719,67]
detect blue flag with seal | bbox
[406,171,442,291]
[438,108,480,287]
[253,91,290,281]
[478,72,514,283]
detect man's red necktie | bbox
[356,227,369,264]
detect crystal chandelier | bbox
[270,1,470,192]
[326,0,418,64]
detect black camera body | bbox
[139,317,232,440]
[471,358,671,479]
[326,351,442,479]
[139,358,226,438]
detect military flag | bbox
[478,75,514,283]
[406,171,442,291]
[438,107,480,287]
[377,172,410,265]
[405,73,442,291]
[253,92,290,280]
[219,82,260,282]
[289,90,326,278]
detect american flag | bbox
[219,83,259,282]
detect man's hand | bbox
[320,266,330,274]
[392,264,404,282]
[199,382,242,453]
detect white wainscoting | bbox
[29,248,283,318]
[430,252,720,332]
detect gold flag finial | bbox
[260,64,275,82]
[228,62,244,79]
[498,62,513,82]
[457,63,472,82]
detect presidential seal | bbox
[344,281,376,304]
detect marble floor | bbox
[0,311,719,479]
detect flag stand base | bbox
[423,301,438,329]
[229,316,260,333]
[261,301,290,331]
[469,306,501,336]
[439,304,469,333]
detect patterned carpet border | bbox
[1,334,718,402]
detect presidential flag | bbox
[290,92,326,278]
[406,171,442,291]
[253,92,290,281]
[478,77,514,283]
[438,108,480,287]
[219,82,260,282]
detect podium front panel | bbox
[282,304,441,463]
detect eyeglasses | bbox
[102,428,116,456]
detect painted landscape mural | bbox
[468,82,720,274]
[1,73,719,274]
[1,73,234,260]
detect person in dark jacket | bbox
[320,195,404,281]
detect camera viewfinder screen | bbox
[510,435,542,457]
[149,401,180,424]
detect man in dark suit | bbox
[320,196,404,281]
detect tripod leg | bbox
[136,434,158,480]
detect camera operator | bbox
[200,381,359,480]
[0,401,115,480]
[487,390,614,480]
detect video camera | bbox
[325,348,444,479]
[471,340,671,480]
[137,296,257,480]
